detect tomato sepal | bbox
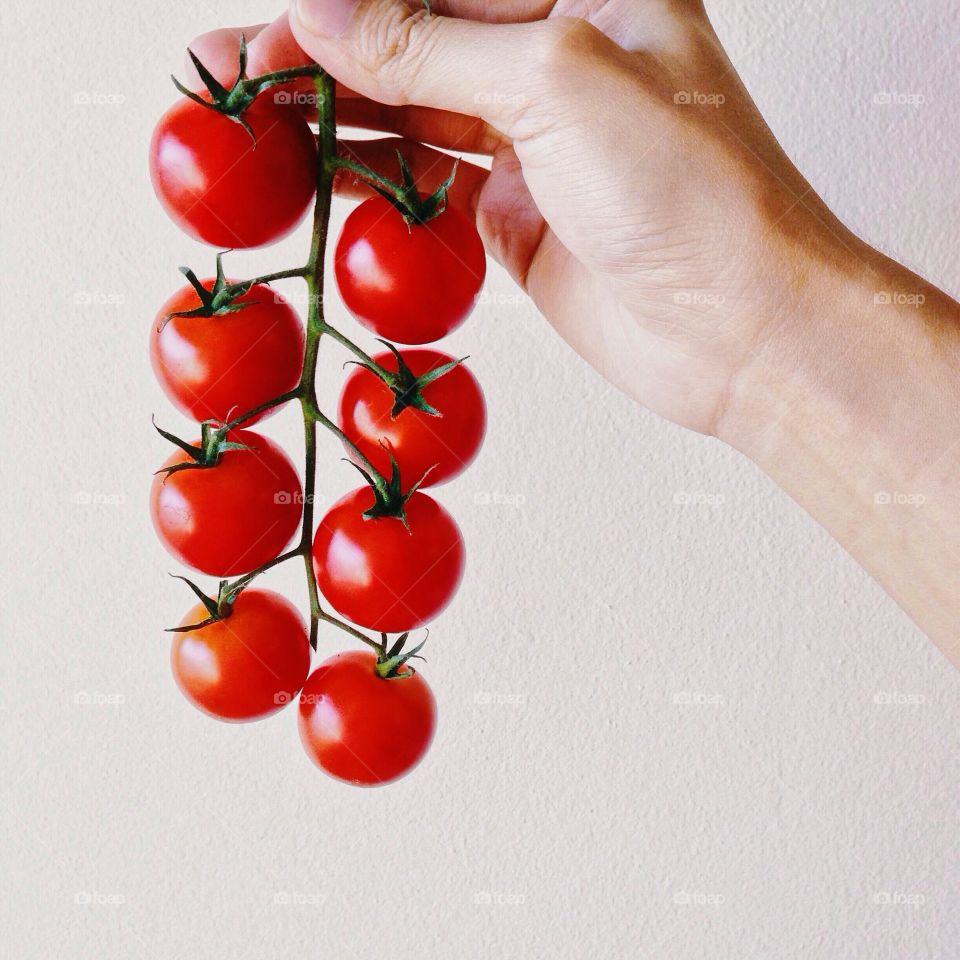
[164,574,235,632]
[344,449,435,527]
[365,152,460,228]
[350,340,468,419]
[171,36,324,143]
[375,632,428,680]
[160,255,260,331]
[151,416,255,478]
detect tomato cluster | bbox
[148,56,486,787]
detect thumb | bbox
[288,0,591,138]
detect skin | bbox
[151,429,302,576]
[338,348,486,486]
[172,589,311,722]
[188,3,960,668]
[151,281,305,425]
[298,649,436,786]
[312,487,465,632]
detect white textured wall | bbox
[2,1,958,957]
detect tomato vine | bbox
[150,45,485,784]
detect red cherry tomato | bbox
[172,589,310,722]
[151,281,304,425]
[338,349,485,487]
[298,650,435,785]
[150,97,316,248]
[312,487,464,633]
[334,197,486,344]
[151,429,302,577]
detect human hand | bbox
[187,3,960,664]
[188,0,858,436]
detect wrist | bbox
[716,249,958,475]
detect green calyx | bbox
[359,340,467,419]
[370,152,459,227]
[166,575,242,633]
[159,253,257,330]
[375,632,427,679]
[152,415,252,478]
[346,450,433,527]
[171,34,324,142]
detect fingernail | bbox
[296,0,360,38]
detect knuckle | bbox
[534,17,605,79]
[359,6,438,103]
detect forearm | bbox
[721,248,960,666]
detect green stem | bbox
[318,321,392,379]
[228,266,309,290]
[225,548,301,596]
[224,388,302,430]
[330,155,409,202]
[296,71,338,651]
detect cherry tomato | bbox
[312,488,464,633]
[150,96,316,248]
[298,650,435,785]
[172,589,310,722]
[338,349,485,487]
[151,429,302,577]
[334,196,486,344]
[151,281,304,425]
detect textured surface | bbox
[1,1,958,957]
